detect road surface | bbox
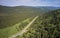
[9,16,39,38]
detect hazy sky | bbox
[0,0,60,7]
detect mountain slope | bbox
[16,9,60,38]
[0,5,60,14]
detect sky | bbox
[0,0,60,7]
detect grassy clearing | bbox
[0,17,33,38]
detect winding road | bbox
[9,16,39,38]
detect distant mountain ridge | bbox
[0,5,60,14]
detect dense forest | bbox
[0,5,60,28]
[16,9,60,38]
[0,5,60,38]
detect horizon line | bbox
[0,5,60,7]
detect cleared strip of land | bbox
[9,16,39,38]
[0,17,32,38]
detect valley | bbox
[0,5,60,38]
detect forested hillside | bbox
[0,5,60,38]
[0,5,60,14]
[16,9,60,38]
[0,6,60,28]
[0,6,39,28]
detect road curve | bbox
[9,16,39,38]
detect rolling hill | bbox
[16,9,60,38]
[0,5,60,14]
[0,5,60,38]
